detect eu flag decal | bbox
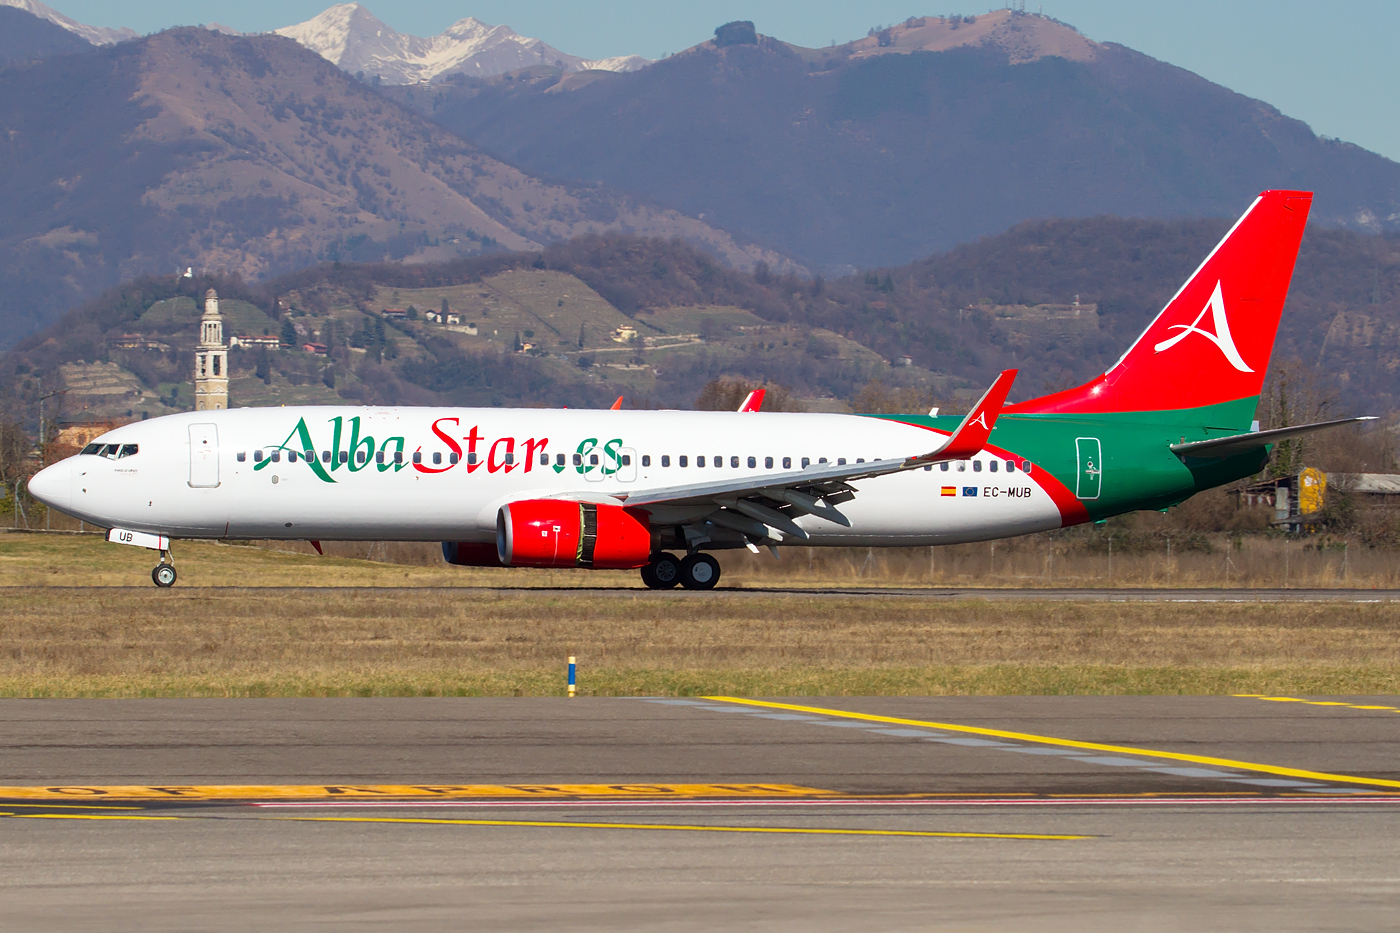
[962,487,978,497]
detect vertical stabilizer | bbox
[1008,190,1312,416]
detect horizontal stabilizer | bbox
[1171,416,1377,460]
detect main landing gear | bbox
[152,549,176,588]
[641,552,720,591]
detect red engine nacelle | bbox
[441,541,503,566]
[497,499,652,569]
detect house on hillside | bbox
[381,308,408,320]
[302,342,328,355]
[230,335,281,349]
[107,333,169,351]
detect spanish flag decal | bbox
[941,486,956,497]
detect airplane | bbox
[26,189,1372,590]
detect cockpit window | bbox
[81,444,102,455]
[118,444,138,459]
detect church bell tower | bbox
[195,288,229,411]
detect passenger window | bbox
[119,444,138,458]
[237,451,246,462]
[923,465,931,471]
[989,460,998,472]
[818,458,828,464]
[573,453,582,466]
[856,458,864,464]
[731,456,739,468]
[505,452,515,465]
[837,458,846,466]
[466,452,477,465]
[679,455,688,467]
[661,455,670,467]
[539,453,548,466]
[715,455,722,467]
[338,451,348,464]
[765,457,773,469]
[305,451,314,462]
[322,451,331,463]
[253,450,264,463]
[555,454,564,466]
[413,452,422,465]
[271,451,281,463]
[957,461,966,472]
[376,451,385,464]
[589,454,599,466]
[940,462,949,472]
[801,457,810,468]
[972,460,981,472]
[642,455,651,467]
[394,452,403,464]
[1022,461,1032,473]
[357,451,368,465]
[433,452,442,465]
[783,457,791,469]
[81,444,101,456]
[450,453,459,465]
[287,451,297,463]
[748,456,756,468]
[1006,460,1016,472]
[621,454,631,466]
[697,456,706,468]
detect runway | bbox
[3,696,1399,931]
[20,584,1400,601]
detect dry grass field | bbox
[3,532,1400,698]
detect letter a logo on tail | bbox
[1152,281,1253,373]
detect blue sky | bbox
[55,1,1400,162]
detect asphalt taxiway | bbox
[3,696,1399,931]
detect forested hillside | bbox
[6,217,1400,423]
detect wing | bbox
[1172,416,1376,460]
[613,370,1017,547]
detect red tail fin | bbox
[1008,190,1312,415]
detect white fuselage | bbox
[29,407,1064,547]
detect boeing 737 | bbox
[26,190,1371,589]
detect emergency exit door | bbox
[1075,437,1102,500]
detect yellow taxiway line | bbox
[704,696,1400,790]
[1236,695,1400,714]
[271,814,1088,840]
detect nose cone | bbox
[27,460,72,511]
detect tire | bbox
[152,563,177,588]
[647,553,682,590]
[679,553,720,591]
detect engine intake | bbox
[441,541,503,566]
[497,499,651,569]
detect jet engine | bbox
[497,499,651,569]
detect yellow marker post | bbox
[567,656,576,698]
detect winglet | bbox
[609,396,623,410]
[738,389,765,412]
[910,369,1017,465]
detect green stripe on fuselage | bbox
[866,397,1264,523]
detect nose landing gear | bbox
[152,549,176,588]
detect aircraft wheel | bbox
[679,553,720,591]
[152,563,177,588]
[642,553,682,590]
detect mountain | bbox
[410,10,1400,273]
[0,27,790,349]
[275,4,649,85]
[0,0,136,45]
[0,5,90,63]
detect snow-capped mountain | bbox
[0,0,136,45]
[275,4,648,84]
